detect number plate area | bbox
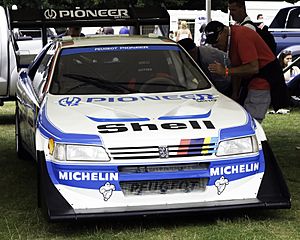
[120,178,208,196]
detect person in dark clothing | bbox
[205,21,289,122]
[178,38,231,96]
[60,26,85,37]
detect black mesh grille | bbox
[118,162,209,173]
[120,178,208,196]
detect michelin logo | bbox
[210,162,259,177]
[214,176,229,195]
[99,182,116,201]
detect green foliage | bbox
[0,0,299,10]
[0,0,227,9]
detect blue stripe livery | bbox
[38,105,103,145]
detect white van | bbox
[0,6,18,105]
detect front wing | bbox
[37,141,291,221]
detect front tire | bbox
[15,104,27,159]
[37,156,51,221]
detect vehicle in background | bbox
[14,28,57,67]
[0,6,18,106]
[269,6,300,54]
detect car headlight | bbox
[53,143,110,162]
[216,136,259,157]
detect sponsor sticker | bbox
[57,94,216,106]
[58,97,81,106]
[214,176,229,195]
[210,162,260,177]
[99,182,116,201]
[44,9,130,20]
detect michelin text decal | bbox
[210,162,259,177]
[59,171,118,181]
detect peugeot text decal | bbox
[61,45,180,56]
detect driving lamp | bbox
[53,143,110,161]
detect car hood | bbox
[39,91,253,148]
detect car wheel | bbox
[37,158,50,221]
[15,105,27,159]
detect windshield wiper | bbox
[62,73,133,94]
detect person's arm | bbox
[208,60,259,77]
[294,66,300,75]
[231,76,242,101]
[188,29,193,39]
[176,29,181,42]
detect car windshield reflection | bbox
[50,45,210,94]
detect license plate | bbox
[120,178,208,196]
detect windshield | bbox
[50,44,211,94]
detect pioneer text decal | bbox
[44,8,129,20]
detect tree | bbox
[1,0,299,10]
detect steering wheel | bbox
[139,76,178,93]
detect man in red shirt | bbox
[205,21,288,122]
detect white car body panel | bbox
[15,35,290,220]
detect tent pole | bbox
[206,0,212,23]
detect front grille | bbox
[120,178,208,196]
[108,142,217,160]
[118,162,209,173]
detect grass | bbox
[0,101,299,240]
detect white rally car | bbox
[16,35,291,221]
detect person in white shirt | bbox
[176,20,193,42]
[278,50,300,82]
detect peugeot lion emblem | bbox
[158,146,169,159]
